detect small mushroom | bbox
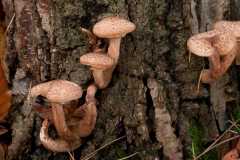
[33,100,78,124]
[80,52,114,88]
[68,84,98,137]
[31,79,83,103]
[187,28,237,83]
[93,14,136,66]
[40,119,81,153]
[79,27,106,53]
[214,21,240,41]
[31,80,82,148]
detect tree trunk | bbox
[2,0,240,159]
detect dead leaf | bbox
[0,141,7,160]
[0,26,12,121]
[221,149,238,160]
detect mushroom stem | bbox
[51,102,81,147]
[40,119,81,153]
[108,38,121,65]
[209,49,220,79]
[92,69,105,88]
[96,38,121,89]
[69,84,98,137]
[201,43,238,83]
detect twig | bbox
[6,14,15,33]
[189,51,192,62]
[194,119,239,160]
[28,81,32,111]
[209,135,240,150]
[67,149,75,160]
[81,135,127,160]
[118,152,139,160]
[196,66,204,94]
[228,120,240,132]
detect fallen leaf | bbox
[221,149,238,160]
[0,25,11,121]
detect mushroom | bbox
[80,52,114,88]
[213,21,240,41]
[30,79,83,103]
[187,28,237,83]
[93,14,136,66]
[31,79,82,148]
[40,119,81,153]
[79,27,106,53]
[33,100,78,125]
[68,83,98,137]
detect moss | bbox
[231,104,240,120]
[189,119,217,160]
[228,104,240,132]
[113,143,127,158]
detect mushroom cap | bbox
[93,14,136,39]
[80,52,114,70]
[214,21,240,38]
[187,28,236,56]
[31,80,83,103]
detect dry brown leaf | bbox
[0,141,7,160]
[0,89,11,121]
[221,149,238,160]
[0,127,8,135]
[0,26,12,121]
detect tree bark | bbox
[2,0,240,159]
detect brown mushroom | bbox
[79,27,106,53]
[68,83,98,137]
[30,79,83,103]
[93,14,136,67]
[214,21,240,41]
[80,52,114,88]
[40,119,81,153]
[33,100,78,125]
[31,80,82,149]
[187,28,237,83]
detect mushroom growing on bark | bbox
[79,27,106,53]
[213,21,240,41]
[93,14,136,65]
[31,80,99,153]
[80,52,114,89]
[31,79,83,151]
[68,83,98,137]
[187,28,238,83]
[88,14,136,88]
[40,119,79,153]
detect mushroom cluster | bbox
[187,21,240,83]
[31,80,98,153]
[30,14,136,154]
[79,14,136,89]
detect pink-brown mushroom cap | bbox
[80,52,114,70]
[214,21,240,39]
[187,28,236,56]
[31,80,83,103]
[93,14,136,39]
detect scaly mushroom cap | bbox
[93,14,136,39]
[80,52,114,70]
[187,28,236,56]
[31,80,83,103]
[214,21,240,38]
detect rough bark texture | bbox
[2,0,240,159]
